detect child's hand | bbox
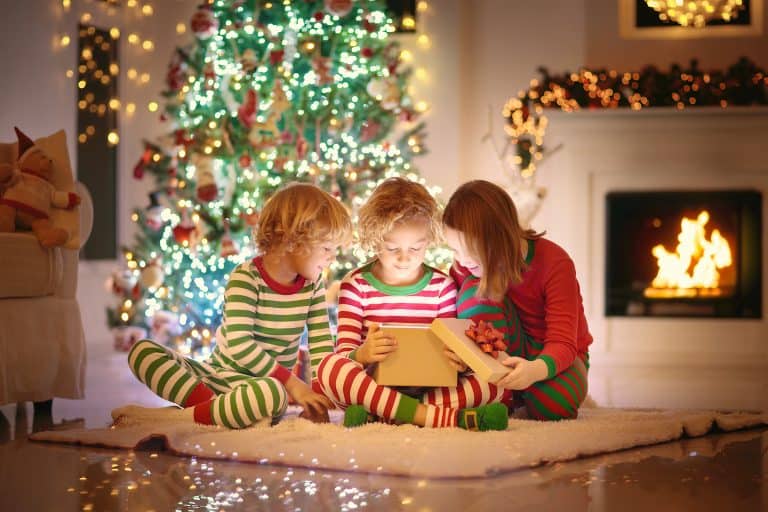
[443,347,468,372]
[356,323,398,365]
[493,357,549,390]
[286,376,334,420]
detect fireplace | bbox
[605,190,762,318]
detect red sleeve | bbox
[449,262,471,289]
[536,257,579,377]
[269,363,292,384]
[437,275,457,318]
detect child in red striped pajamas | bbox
[443,180,591,421]
[315,177,509,430]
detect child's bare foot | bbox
[110,404,187,426]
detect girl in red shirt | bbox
[443,180,591,420]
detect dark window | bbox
[386,0,418,32]
[77,24,118,259]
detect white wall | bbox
[1,0,199,344]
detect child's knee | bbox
[127,339,161,368]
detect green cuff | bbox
[536,355,557,379]
[394,395,419,424]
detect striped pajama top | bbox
[335,261,457,359]
[210,256,334,384]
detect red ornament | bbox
[269,49,285,66]
[190,7,218,39]
[361,47,373,58]
[399,109,416,122]
[133,162,145,179]
[133,148,153,179]
[172,212,197,246]
[314,11,325,22]
[295,133,308,160]
[363,19,377,32]
[240,210,260,227]
[237,89,258,129]
[174,129,193,148]
[239,153,252,168]
[324,0,353,17]
[360,120,381,142]
[464,320,507,358]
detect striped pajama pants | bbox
[128,339,288,429]
[457,287,588,421]
[502,308,589,421]
[315,353,511,421]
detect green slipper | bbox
[458,403,509,431]
[343,405,372,428]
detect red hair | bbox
[443,180,543,300]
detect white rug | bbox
[30,408,767,478]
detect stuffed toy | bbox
[0,127,80,248]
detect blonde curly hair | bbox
[358,177,441,252]
[256,182,352,254]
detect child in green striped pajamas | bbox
[443,180,592,421]
[113,183,352,429]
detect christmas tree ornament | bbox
[172,209,197,246]
[174,129,193,149]
[194,156,218,202]
[238,152,252,168]
[145,192,165,231]
[133,147,152,179]
[203,62,217,88]
[240,48,258,73]
[190,6,218,39]
[269,48,285,66]
[324,0,354,17]
[139,259,165,289]
[380,81,401,110]
[112,269,138,295]
[366,77,388,98]
[359,120,381,142]
[240,210,260,228]
[149,310,181,346]
[237,88,258,129]
[295,131,308,159]
[363,18,377,32]
[166,50,189,92]
[312,55,333,85]
[220,219,239,258]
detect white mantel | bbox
[531,107,768,371]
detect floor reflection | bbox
[1,403,765,512]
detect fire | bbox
[644,210,732,298]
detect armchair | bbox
[0,130,93,408]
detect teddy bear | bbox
[0,127,81,248]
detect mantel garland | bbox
[504,57,768,176]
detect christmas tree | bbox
[108,0,441,357]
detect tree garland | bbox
[504,57,768,176]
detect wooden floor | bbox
[0,340,766,512]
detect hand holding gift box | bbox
[372,318,509,387]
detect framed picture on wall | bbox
[619,0,764,39]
